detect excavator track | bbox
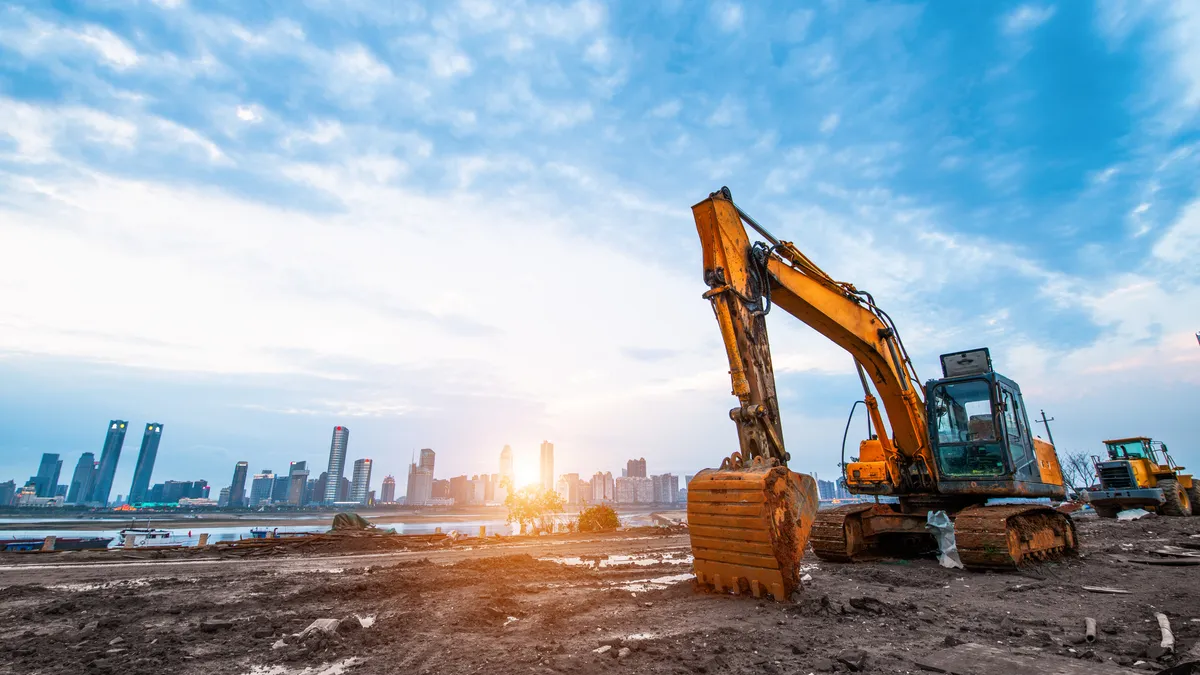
[810,503,887,562]
[954,504,1077,569]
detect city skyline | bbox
[1,414,711,508]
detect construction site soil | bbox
[0,512,1197,675]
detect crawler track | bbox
[954,504,1077,569]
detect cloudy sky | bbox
[1,0,1197,497]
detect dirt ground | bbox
[0,512,1197,675]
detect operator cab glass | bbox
[929,378,1006,477]
[1106,439,1149,460]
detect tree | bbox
[577,504,621,532]
[503,481,566,535]
[1060,451,1096,491]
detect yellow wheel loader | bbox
[1084,437,1197,518]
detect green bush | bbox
[577,504,621,532]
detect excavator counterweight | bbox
[687,188,1077,600]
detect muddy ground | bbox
[0,512,1197,675]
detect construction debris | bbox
[1085,617,1097,643]
[1157,613,1175,655]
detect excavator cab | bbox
[925,348,1066,498]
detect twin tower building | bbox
[64,420,162,506]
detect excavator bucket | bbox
[688,463,819,602]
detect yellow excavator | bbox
[686,188,1077,601]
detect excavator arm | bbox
[693,187,934,493]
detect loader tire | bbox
[1092,504,1120,519]
[1159,479,1192,517]
[1187,486,1200,517]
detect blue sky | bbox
[1,0,1198,496]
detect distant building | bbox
[615,476,653,504]
[540,441,554,491]
[323,426,350,504]
[0,480,16,506]
[492,473,508,503]
[499,445,514,484]
[590,471,614,502]
[310,472,327,506]
[17,481,63,507]
[288,461,310,506]
[351,459,373,504]
[419,448,436,473]
[651,474,679,504]
[556,472,582,504]
[338,477,350,502]
[128,423,163,505]
[468,475,486,504]
[54,485,67,498]
[626,458,647,478]
[271,473,291,502]
[249,470,276,506]
[148,480,208,504]
[177,497,217,507]
[431,478,449,500]
[90,420,129,506]
[380,475,396,503]
[449,475,469,505]
[406,463,433,506]
[217,486,231,507]
[33,453,63,498]
[229,461,249,507]
[66,453,97,504]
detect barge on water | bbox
[2,536,113,552]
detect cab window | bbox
[1106,440,1147,459]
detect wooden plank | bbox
[913,643,1142,675]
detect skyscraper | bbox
[406,462,432,506]
[351,458,373,504]
[323,426,350,504]
[90,420,128,505]
[419,448,435,473]
[249,470,275,506]
[499,445,514,484]
[229,461,249,507]
[540,440,554,491]
[128,423,163,505]
[66,453,97,504]
[287,461,310,506]
[33,453,63,498]
[626,457,647,478]
[380,475,396,503]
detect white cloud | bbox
[235,105,262,123]
[1002,4,1057,35]
[819,113,840,133]
[712,1,744,32]
[428,42,473,78]
[0,10,141,70]
[583,38,610,67]
[648,99,681,119]
[706,95,744,127]
[1152,198,1200,264]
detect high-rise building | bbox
[66,453,97,504]
[431,478,450,499]
[217,486,231,507]
[33,453,63,498]
[351,458,373,504]
[323,426,350,504]
[419,448,435,473]
[338,477,350,502]
[249,470,276,506]
[380,475,396,503]
[540,441,554,491]
[128,423,163,505]
[556,472,581,504]
[626,458,647,478]
[90,420,129,506]
[0,480,17,506]
[270,473,291,502]
[499,445,514,483]
[449,475,469,505]
[615,476,653,504]
[590,471,614,502]
[651,474,679,504]
[492,473,508,503]
[229,461,249,507]
[288,461,310,506]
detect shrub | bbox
[577,504,621,532]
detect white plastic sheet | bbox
[925,510,964,569]
[1117,508,1152,520]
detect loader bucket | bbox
[687,464,819,601]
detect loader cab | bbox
[926,348,1063,498]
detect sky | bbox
[1,0,1198,497]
